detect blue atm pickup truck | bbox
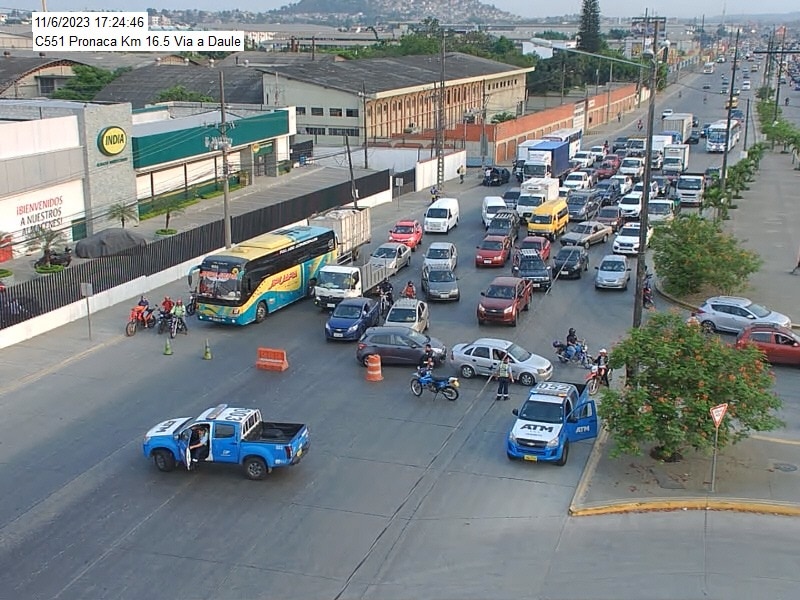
[143,404,310,480]
[506,381,598,466]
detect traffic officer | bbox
[494,353,514,401]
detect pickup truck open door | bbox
[210,422,239,463]
[565,399,599,442]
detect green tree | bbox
[577,0,602,53]
[151,196,185,233]
[155,85,214,103]
[651,214,762,296]
[606,28,629,40]
[25,225,66,267]
[51,65,131,101]
[537,30,571,41]
[601,313,782,460]
[106,201,139,228]
[491,112,516,123]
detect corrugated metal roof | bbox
[260,52,532,96]
[0,57,77,93]
[94,64,265,108]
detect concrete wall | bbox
[415,150,466,192]
[0,184,395,349]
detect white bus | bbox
[706,120,742,153]
[703,62,715,74]
[542,127,583,158]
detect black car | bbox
[356,326,447,367]
[596,206,625,233]
[487,210,520,244]
[686,130,701,145]
[512,250,553,291]
[692,117,699,127]
[483,167,511,186]
[595,179,622,206]
[552,246,590,279]
[502,187,521,210]
[612,136,629,152]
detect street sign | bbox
[710,403,729,428]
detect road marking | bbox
[0,335,126,397]
[751,434,800,446]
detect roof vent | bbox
[209,58,215,68]
[3,51,10,58]
[184,57,189,65]
[244,59,249,67]
[155,57,161,65]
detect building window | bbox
[329,127,360,136]
[330,108,343,117]
[296,106,306,115]
[346,108,359,118]
[38,78,55,95]
[311,107,324,116]
[305,127,326,135]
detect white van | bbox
[648,199,676,223]
[482,196,506,228]
[425,197,460,233]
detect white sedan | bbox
[612,222,653,255]
[451,338,553,386]
[369,242,412,270]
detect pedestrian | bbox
[457,164,466,184]
[494,353,513,401]
[617,111,622,123]
[791,247,800,275]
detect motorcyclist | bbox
[565,328,579,359]
[137,295,155,325]
[403,281,416,299]
[637,119,643,131]
[686,312,700,327]
[703,95,707,104]
[430,186,440,203]
[594,349,611,387]
[418,343,436,371]
[378,279,394,302]
[161,296,175,313]
[171,298,188,332]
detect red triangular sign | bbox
[710,403,728,428]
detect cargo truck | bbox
[662,144,690,179]
[516,177,560,222]
[514,139,544,181]
[314,262,397,310]
[309,207,371,264]
[661,113,693,144]
[675,173,706,207]
[522,140,571,182]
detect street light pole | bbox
[218,70,232,250]
[632,18,664,329]
[720,29,740,201]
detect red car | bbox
[388,220,423,251]
[595,161,618,180]
[477,276,532,326]
[518,235,551,260]
[735,324,800,366]
[603,154,621,170]
[475,235,512,267]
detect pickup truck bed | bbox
[244,422,305,443]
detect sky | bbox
[8,0,799,18]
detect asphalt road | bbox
[2,71,800,600]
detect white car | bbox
[633,180,659,197]
[369,242,412,270]
[572,151,595,168]
[589,146,606,162]
[423,242,458,271]
[383,298,430,333]
[613,222,653,255]
[618,192,643,218]
[451,338,553,386]
[563,172,590,190]
[661,109,674,119]
[619,157,644,180]
[610,174,634,194]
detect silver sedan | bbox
[560,221,612,249]
[594,254,631,290]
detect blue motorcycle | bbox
[411,368,460,401]
[552,340,593,368]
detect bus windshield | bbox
[198,261,243,301]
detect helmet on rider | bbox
[599,348,608,355]
[569,328,576,336]
[176,299,183,305]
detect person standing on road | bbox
[494,354,514,401]
[457,164,466,184]
[791,247,800,275]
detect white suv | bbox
[618,192,643,218]
[613,221,652,255]
[697,296,792,334]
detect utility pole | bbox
[636,9,648,109]
[720,28,740,203]
[219,71,233,249]
[435,33,446,189]
[632,15,664,329]
[773,27,786,124]
[605,63,613,124]
[345,135,358,209]
[361,81,369,169]
[560,53,567,105]
[743,97,751,151]
[481,81,488,168]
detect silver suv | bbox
[697,296,792,334]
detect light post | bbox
[204,70,233,249]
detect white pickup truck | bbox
[619,157,644,180]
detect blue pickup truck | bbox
[506,381,597,466]
[142,404,310,480]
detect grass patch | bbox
[34,264,65,274]
[0,268,13,278]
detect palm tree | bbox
[26,225,66,267]
[106,201,139,228]
[152,195,185,233]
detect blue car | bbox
[325,297,380,341]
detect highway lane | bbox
[2,77,799,600]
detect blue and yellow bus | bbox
[194,225,337,325]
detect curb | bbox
[570,497,800,517]
[569,424,610,513]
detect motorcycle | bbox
[125,304,157,336]
[170,315,188,338]
[186,291,197,316]
[157,309,172,335]
[585,364,610,395]
[379,289,394,316]
[410,367,459,401]
[552,339,593,368]
[35,247,72,269]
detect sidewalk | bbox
[572,148,800,517]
